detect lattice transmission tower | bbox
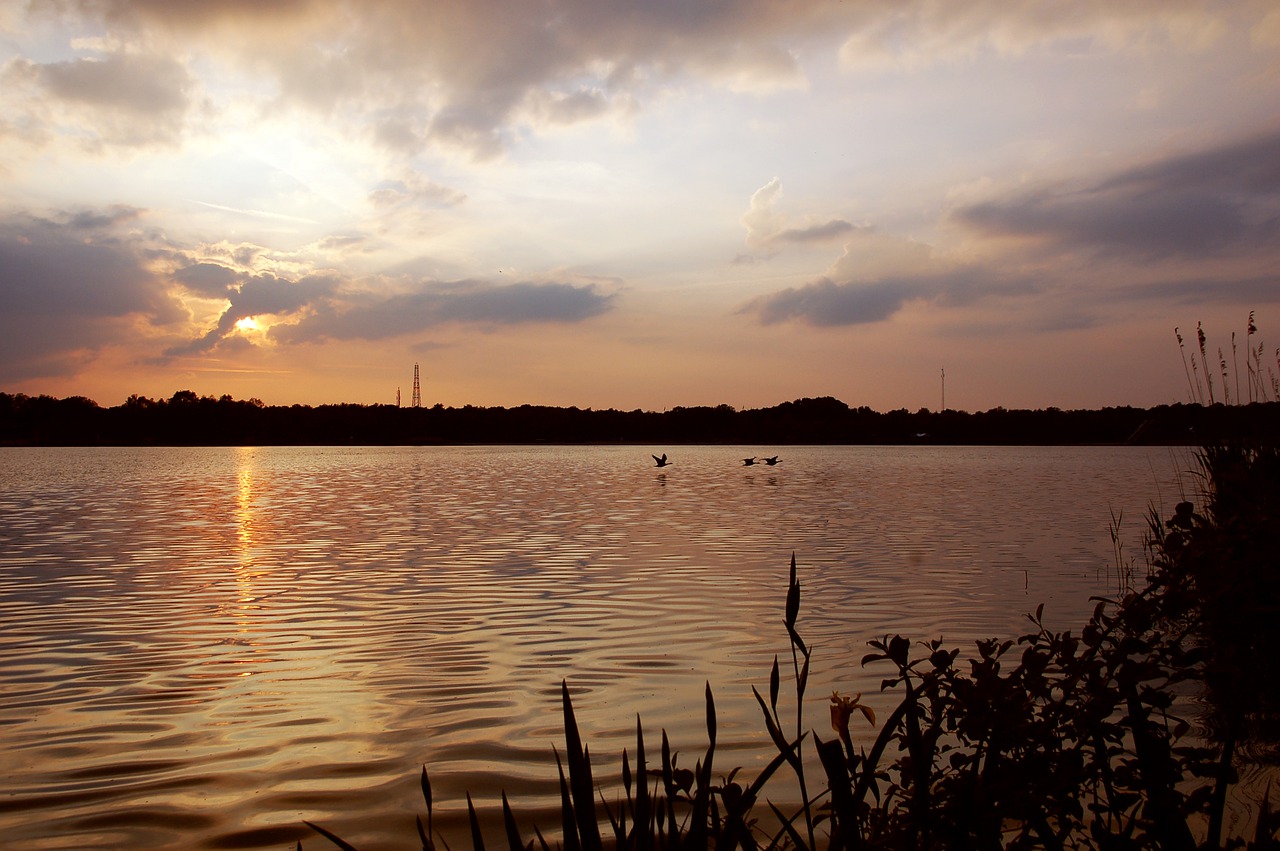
[412,363,422,408]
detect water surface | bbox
[0,444,1191,849]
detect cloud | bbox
[0,212,182,380]
[34,0,842,159]
[165,272,340,355]
[172,262,245,297]
[739,177,863,259]
[744,277,923,326]
[65,205,146,229]
[743,129,1280,332]
[368,172,467,209]
[9,0,1267,165]
[837,1,1232,71]
[775,220,862,245]
[741,221,1047,327]
[952,129,1280,260]
[741,265,1030,327]
[5,51,193,147]
[273,279,617,345]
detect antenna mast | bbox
[412,363,422,408]
[941,367,945,412]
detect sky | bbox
[2,0,1279,413]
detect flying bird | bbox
[742,457,757,466]
[763,456,781,466]
[652,453,670,467]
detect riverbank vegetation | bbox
[302,439,1279,850]
[2,391,1278,446]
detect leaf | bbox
[705,682,717,747]
[305,821,361,851]
[416,815,433,851]
[753,686,791,756]
[888,635,910,667]
[769,656,780,711]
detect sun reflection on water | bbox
[232,446,262,612]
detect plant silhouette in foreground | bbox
[303,445,1280,850]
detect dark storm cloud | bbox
[272,280,617,345]
[953,130,1280,259]
[0,212,180,381]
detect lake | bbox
[0,444,1195,849]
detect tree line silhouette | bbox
[2,390,1277,446]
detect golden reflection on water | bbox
[233,446,261,610]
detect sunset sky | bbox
[2,1,1279,413]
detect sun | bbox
[234,317,261,333]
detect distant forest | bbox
[4,390,1280,446]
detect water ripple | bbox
[0,444,1186,849]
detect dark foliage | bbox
[2,390,1279,446]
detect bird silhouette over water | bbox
[652,453,670,467]
[742,457,757,466]
[763,456,781,466]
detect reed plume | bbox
[1219,347,1231,405]
[1232,332,1240,405]
[1175,327,1196,404]
[1199,322,1216,404]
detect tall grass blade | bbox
[768,801,810,851]
[660,730,679,839]
[561,681,603,850]
[555,749,582,851]
[466,793,487,851]
[420,767,435,850]
[688,683,718,849]
[501,793,525,851]
[634,717,653,851]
